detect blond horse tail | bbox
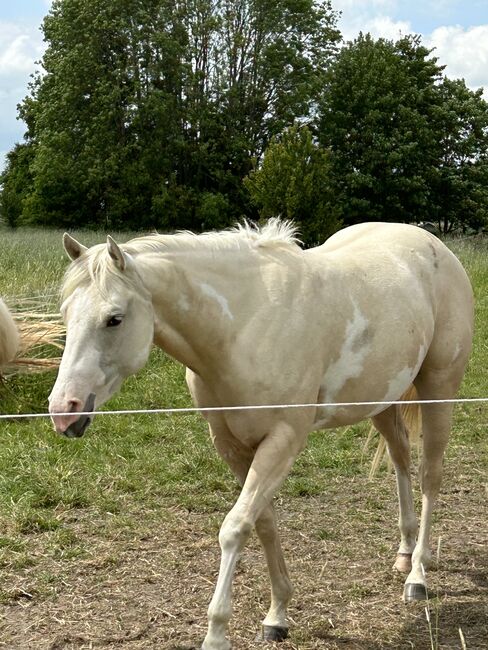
[0,298,20,368]
[366,385,422,478]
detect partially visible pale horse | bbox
[0,298,19,369]
[49,221,474,650]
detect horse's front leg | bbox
[202,422,305,650]
[211,429,293,641]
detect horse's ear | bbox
[63,233,87,261]
[107,235,126,271]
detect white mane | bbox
[62,219,301,301]
[124,218,301,255]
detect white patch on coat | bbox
[383,345,426,402]
[390,252,425,299]
[313,304,371,428]
[451,342,462,364]
[178,295,190,312]
[321,303,371,403]
[200,282,234,320]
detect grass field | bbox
[0,227,487,649]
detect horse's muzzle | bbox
[63,393,96,438]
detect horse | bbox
[0,297,19,369]
[48,220,474,650]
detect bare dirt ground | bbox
[1,458,487,650]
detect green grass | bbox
[448,238,488,398]
[0,227,141,299]
[0,227,487,574]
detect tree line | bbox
[1,0,488,244]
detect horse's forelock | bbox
[61,245,138,303]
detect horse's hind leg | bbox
[404,368,460,601]
[404,398,455,601]
[254,505,293,641]
[372,406,417,573]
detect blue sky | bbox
[1,1,488,171]
[337,0,488,35]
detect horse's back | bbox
[316,221,473,343]
[309,222,472,304]
[314,222,453,261]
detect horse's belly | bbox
[312,402,387,430]
[312,343,427,430]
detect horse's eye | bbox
[106,315,123,328]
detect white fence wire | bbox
[1,397,488,421]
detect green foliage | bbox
[245,125,341,245]
[3,8,488,240]
[317,33,488,232]
[1,0,340,231]
[430,79,488,233]
[0,144,35,227]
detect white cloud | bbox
[0,22,45,160]
[0,22,44,76]
[0,34,36,76]
[361,16,412,40]
[427,25,488,97]
[334,0,405,41]
[333,2,488,99]
[334,0,398,12]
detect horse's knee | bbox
[254,509,277,542]
[419,463,444,496]
[219,514,252,552]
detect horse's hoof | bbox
[255,625,289,642]
[404,582,428,602]
[394,553,412,573]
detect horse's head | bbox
[49,234,154,437]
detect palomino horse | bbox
[0,298,19,369]
[49,221,473,649]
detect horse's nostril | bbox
[67,398,83,413]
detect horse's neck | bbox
[137,251,250,372]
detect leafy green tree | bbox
[2,0,340,230]
[317,33,488,232]
[16,0,184,229]
[317,34,444,225]
[430,78,488,232]
[245,125,340,245]
[0,144,35,227]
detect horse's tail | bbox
[0,298,20,368]
[366,385,422,478]
[399,384,422,445]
